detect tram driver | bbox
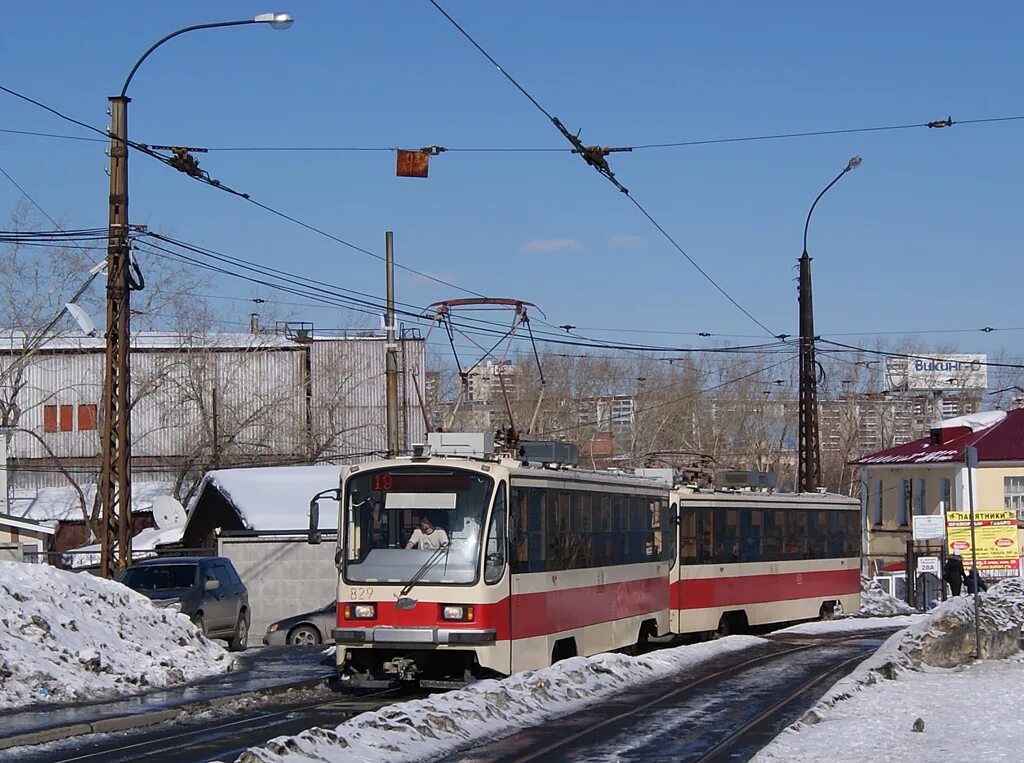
[404,514,450,550]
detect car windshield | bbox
[122,564,198,591]
[342,467,494,585]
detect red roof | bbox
[852,409,1024,466]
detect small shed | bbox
[177,465,344,643]
[181,465,342,548]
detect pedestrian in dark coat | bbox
[965,568,988,594]
[943,553,967,596]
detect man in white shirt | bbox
[405,515,450,550]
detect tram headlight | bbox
[441,604,475,622]
[343,603,377,620]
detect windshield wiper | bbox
[397,544,451,606]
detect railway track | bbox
[448,631,888,763]
[4,688,410,763]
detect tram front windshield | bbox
[343,467,495,585]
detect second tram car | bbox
[672,487,861,635]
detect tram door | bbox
[484,482,513,673]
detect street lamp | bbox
[797,156,861,494]
[99,13,293,579]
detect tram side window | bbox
[845,511,861,557]
[527,488,546,572]
[739,509,761,562]
[661,501,676,566]
[784,510,808,558]
[698,508,714,564]
[714,509,739,564]
[510,488,529,574]
[678,505,697,564]
[762,510,781,560]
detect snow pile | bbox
[0,561,235,710]
[896,577,1024,667]
[859,575,916,616]
[233,636,765,763]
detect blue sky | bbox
[1,2,1022,362]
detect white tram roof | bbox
[672,487,859,508]
[349,455,672,491]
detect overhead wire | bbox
[423,0,779,341]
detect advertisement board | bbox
[885,354,987,392]
[946,510,1020,577]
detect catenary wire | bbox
[424,0,779,341]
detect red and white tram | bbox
[671,488,861,636]
[311,447,861,688]
[325,454,672,688]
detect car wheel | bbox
[193,613,207,637]
[229,613,249,652]
[288,625,321,646]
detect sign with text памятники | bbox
[946,510,1020,577]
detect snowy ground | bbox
[756,579,1024,762]
[0,561,235,710]
[234,579,1019,763]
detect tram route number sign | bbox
[912,514,946,541]
[917,556,941,576]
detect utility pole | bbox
[797,156,861,494]
[385,231,400,458]
[797,252,821,494]
[99,94,133,578]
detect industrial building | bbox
[0,328,426,520]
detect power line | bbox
[0,83,487,300]
[424,0,778,340]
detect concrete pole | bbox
[385,231,400,458]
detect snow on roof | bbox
[0,513,56,535]
[932,410,1006,431]
[66,523,186,569]
[853,408,1024,466]
[0,330,299,353]
[188,465,342,532]
[13,481,174,524]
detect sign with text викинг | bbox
[946,510,1020,577]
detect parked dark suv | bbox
[121,557,250,651]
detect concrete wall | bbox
[218,533,338,645]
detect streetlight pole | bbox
[98,12,294,579]
[797,156,861,494]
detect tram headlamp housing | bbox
[441,604,475,622]
[343,603,377,620]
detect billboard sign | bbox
[885,354,987,392]
[946,509,1020,577]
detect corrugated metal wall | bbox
[3,334,426,488]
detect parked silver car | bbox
[263,602,336,645]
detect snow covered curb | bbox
[0,561,236,710]
[233,636,765,763]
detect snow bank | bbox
[0,561,235,710]
[859,575,916,616]
[233,636,765,763]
